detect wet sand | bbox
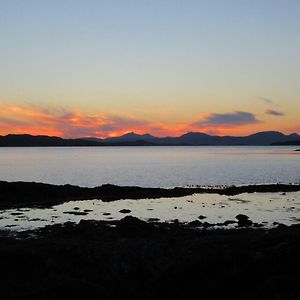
[0,217,300,299]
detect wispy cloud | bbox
[259,97,273,105]
[265,109,285,116]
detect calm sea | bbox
[0,146,299,187]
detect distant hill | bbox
[0,134,102,147]
[0,131,299,146]
[102,131,300,146]
[104,132,157,143]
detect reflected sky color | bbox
[0,0,299,137]
[0,146,299,187]
[1,192,300,231]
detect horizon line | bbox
[1,130,299,140]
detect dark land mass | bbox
[0,217,300,299]
[0,134,101,147]
[1,131,300,146]
[272,140,300,146]
[103,130,300,146]
[1,181,300,209]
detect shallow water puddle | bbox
[0,191,300,231]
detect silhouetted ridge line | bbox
[0,134,101,146]
[0,131,300,146]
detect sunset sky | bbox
[0,0,299,138]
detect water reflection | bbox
[1,191,299,231]
[0,146,299,187]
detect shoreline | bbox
[1,180,300,209]
[1,181,300,299]
[1,217,300,299]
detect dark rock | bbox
[147,218,160,222]
[202,222,213,228]
[253,223,264,228]
[188,220,202,227]
[274,222,288,229]
[78,219,101,232]
[198,215,207,220]
[236,214,249,222]
[278,223,288,229]
[236,214,253,227]
[238,219,253,227]
[10,212,23,216]
[117,216,150,232]
[63,211,88,216]
[119,209,131,214]
[0,217,300,299]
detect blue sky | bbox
[0,0,299,137]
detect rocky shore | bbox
[1,180,300,209]
[0,217,300,299]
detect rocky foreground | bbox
[1,217,300,300]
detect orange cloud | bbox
[0,101,182,138]
[0,101,297,137]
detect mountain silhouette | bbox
[0,134,101,147]
[0,131,299,146]
[101,131,300,146]
[104,132,157,143]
